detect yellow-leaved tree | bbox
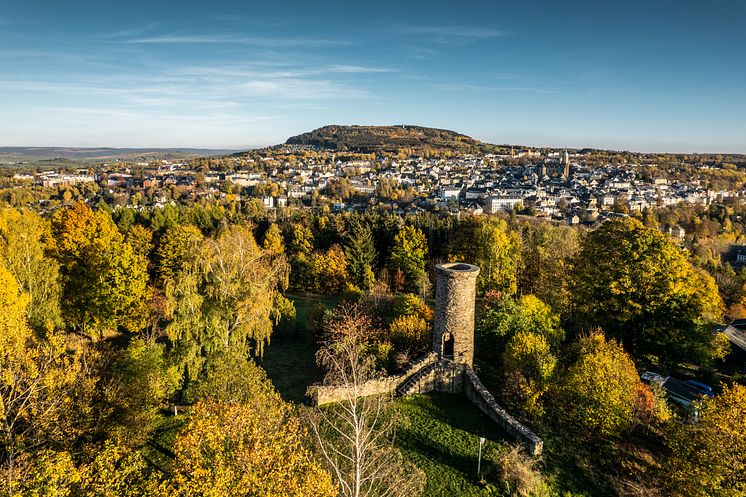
[663,383,746,497]
[0,208,63,335]
[554,331,640,438]
[0,266,94,494]
[572,217,724,364]
[49,201,149,337]
[161,400,335,497]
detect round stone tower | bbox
[433,262,480,366]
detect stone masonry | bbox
[433,262,480,367]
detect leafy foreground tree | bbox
[519,222,579,315]
[478,294,564,361]
[13,346,335,497]
[662,383,746,497]
[0,266,93,494]
[572,217,724,364]
[49,201,148,338]
[388,225,428,294]
[309,305,425,497]
[0,207,63,334]
[449,216,522,295]
[160,401,336,497]
[554,331,642,438]
[501,331,556,419]
[165,223,290,383]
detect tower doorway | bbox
[443,333,454,359]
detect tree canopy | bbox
[572,218,723,363]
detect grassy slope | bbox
[396,393,508,496]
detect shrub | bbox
[389,314,430,355]
[501,331,556,418]
[486,444,549,497]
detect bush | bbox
[501,331,556,419]
[392,293,433,322]
[389,314,430,355]
[485,444,549,497]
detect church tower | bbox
[562,148,570,178]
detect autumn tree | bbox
[125,224,154,260]
[166,224,289,384]
[554,331,641,438]
[309,244,350,294]
[156,223,204,283]
[389,225,428,294]
[0,267,94,492]
[519,222,579,314]
[450,216,521,295]
[49,201,149,337]
[262,222,285,257]
[15,441,158,497]
[100,339,180,445]
[478,294,564,361]
[0,208,63,334]
[309,305,425,497]
[662,383,746,497]
[501,331,556,419]
[572,218,724,364]
[162,400,335,497]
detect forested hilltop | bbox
[285,124,509,154]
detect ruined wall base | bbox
[308,355,543,456]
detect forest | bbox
[1,199,745,497]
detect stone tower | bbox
[433,262,480,366]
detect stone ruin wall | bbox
[463,367,543,456]
[309,354,543,456]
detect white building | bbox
[483,195,523,213]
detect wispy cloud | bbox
[432,83,556,94]
[121,33,351,48]
[400,25,506,38]
[176,63,396,79]
[393,24,508,45]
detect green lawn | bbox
[396,393,510,496]
[259,293,341,403]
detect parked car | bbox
[641,371,707,407]
[684,380,714,397]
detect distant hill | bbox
[0,147,238,164]
[285,125,502,154]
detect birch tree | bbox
[309,305,425,497]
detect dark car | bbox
[684,380,714,397]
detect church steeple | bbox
[562,147,570,179]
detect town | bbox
[7,145,743,240]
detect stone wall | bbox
[309,355,544,456]
[463,367,543,456]
[309,353,439,406]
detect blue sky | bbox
[1,0,744,152]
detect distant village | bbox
[11,146,744,237]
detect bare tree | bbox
[308,305,425,497]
